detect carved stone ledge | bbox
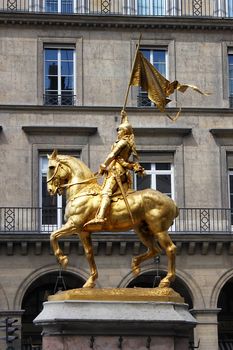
[22,126,97,136]
[0,12,233,32]
[1,235,233,257]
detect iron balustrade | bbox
[0,207,232,234]
[0,0,233,18]
[219,340,233,349]
[43,94,76,106]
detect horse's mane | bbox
[57,155,95,181]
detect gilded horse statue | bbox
[47,150,179,289]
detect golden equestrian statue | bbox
[47,111,179,290]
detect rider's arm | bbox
[99,140,127,173]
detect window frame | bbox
[37,37,82,107]
[39,151,80,232]
[137,47,168,107]
[228,52,233,108]
[43,0,75,13]
[131,38,175,108]
[134,161,175,200]
[43,46,76,106]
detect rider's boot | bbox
[84,195,111,229]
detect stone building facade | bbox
[0,1,233,349]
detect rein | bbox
[47,159,100,190]
[60,173,100,189]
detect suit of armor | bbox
[84,111,144,228]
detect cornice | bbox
[22,125,97,135]
[0,232,233,257]
[210,128,233,137]
[0,12,233,31]
[133,127,192,136]
[1,105,233,116]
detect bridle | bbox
[46,159,99,191]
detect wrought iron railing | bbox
[43,94,76,106]
[0,207,232,234]
[229,96,233,108]
[219,340,233,349]
[0,0,233,18]
[22,345,42,350]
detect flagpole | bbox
[122,33,142,114]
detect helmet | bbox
[118,110,133,135]
[118,121,133,135]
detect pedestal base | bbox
[34,293,197,350]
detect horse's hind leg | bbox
[155,231,176,288]
[50,220,77,268]
[132,227,161,276]
[79,231,98,288]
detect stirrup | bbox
[84,217,106,229]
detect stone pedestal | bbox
[34,299,197,350]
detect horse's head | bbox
[47,150,71,196]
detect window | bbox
[137,0,166,15]
[138,48,167,107]
[134,154,174,199]
[227,0,233,16]
[44,47,76,106]
[39,153,80,231]
[228,155,233,225]
[44,0,74,13]
[228,53,233,107]
[39,156,66,231]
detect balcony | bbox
[43,93,76,106]
[0,0,233,18]
[0,207,232,234]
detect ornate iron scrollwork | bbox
[4,208,15,231]
[193,0,202,16]
[7,0,17,11]
[101,0,111,14]
[200,209,210,231]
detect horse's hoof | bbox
[58,255,68,269]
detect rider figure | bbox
[84,110,144,228]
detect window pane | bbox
[45,48,58,61]
[136,174,151,190]
[153,0,165,15]
[141,49,150,60]
[61,49,74,61]
[156,175,171,195]
[154,50,166,63]
[156,163,171,170]
[229,0,233,16]
[45,76,58,90]
[45,0,58,12]
[140,163,151,170]
[229,80,233,95]
[45,61,58,76]
[138,0,149,15]
[61,76,73,90]
[230,174,233,192]
[61,0,73,13]
[61,61,73,75]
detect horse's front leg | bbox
[79,231,98,288]
[50,220,77,268]
[156,231,177,288]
